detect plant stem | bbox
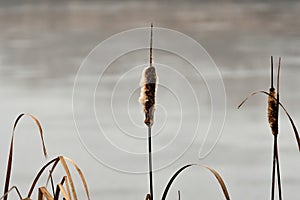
[148,126,154,200]
[275,135,282,200]
[271,134,282,200]
[271,136,276,200]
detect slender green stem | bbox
[148,126,154,200]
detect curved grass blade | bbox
[27,157,60,198]
[55,177,64,200]
[49,171,55,197]
[43,156,91,200]
[161,164,230,200]
[38,187,54,200]
[59,156,77,200]
[279,104,300,151]
[237,91,300,151]
[57,184,70,200]
[0,186,23,200]
[4,113,48,200]
[46,157,60,187]
[237,90,269,109]
[64,157,91,200]
[54,176,66,200]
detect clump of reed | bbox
[1,113,90,200]
[139,24,230,200]
[238,56,300,200]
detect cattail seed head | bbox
[268,87,278,135]
[139,66,157,127]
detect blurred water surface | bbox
[0,1,300,199]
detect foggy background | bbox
[0,0,300,199]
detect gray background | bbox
[0,0,300,199]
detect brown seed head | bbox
[139,66,157,127]
[268,87,278,135]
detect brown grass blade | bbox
[0,186,22,200]
[64,175,72,200]
[237,90,269,109]
[278,101,300,151]
[64,157,91,200]
[59,156,77,200]
[49,171,55,197]
[161,164,230,200]
[57,184,70,200]
[202,164,231,200]
[38,156,90,200]
[54,176,66,200]
[178,190,180,200]
[46,157,60,188]
[38,187,54,200]
[27,157,60,198]
[4,113,48,200]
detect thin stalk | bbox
[271,136,282,200]
[271,56,274,88]
[275,137,282,200]
[276,57,282,200]
[271,136,276,200]
[148,126,154,200]
[150,23,153,66]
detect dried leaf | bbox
[161,164,230,200]
[4,113,47,200]
[27,157,60,198]
[0,186,23,200]
[38,187,53,200]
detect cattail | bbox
[139,66,157,127]
[238,56,300,200]
[140,23,157,200]
[268,56,279,136]
[268,88,278,135]
[139,23,157,127]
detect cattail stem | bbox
[275,137,282,200]
[276,57,282,200]
[148,126,154,200]
[271,135,282,200]
[140,23,157,200]
[150,23,153,66]
[271,136,276,200]
[271,56,274,89]
[270,57,282,200]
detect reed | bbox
[139,23,157,200]
[139,24,230,200]
[238,56,300,199]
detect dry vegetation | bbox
[1,25,299,200]
[0,113,90,200]
[238,56,300,200]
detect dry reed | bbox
[0,114,90,200]
[238,56,300,200]
[139,23,157,200]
